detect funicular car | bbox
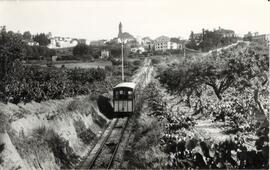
[113,82,136,118]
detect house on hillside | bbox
[243,32,253,40]
[23,40,39,46]
[135,36,142,45]
[252,34,270,43]
[244,32,270,44]
[48,36,78,49]
[51,56,58,62]
[141,37,154,52]
[100,50,110,59]
[130,47,145,54]
[154,36,178,52]
[216,27,235,38]
[90,40,107,46]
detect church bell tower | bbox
[118,22,122,38]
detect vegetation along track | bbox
[193,123,255,149]
[78,117,130,169]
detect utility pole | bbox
[121,42,124,82]
[184,43,186,58]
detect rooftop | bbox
[154,36,170,42]
[114,82,136,89]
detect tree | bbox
[243,32,253,41]
[0,26,25,79]
[159,41,269,132]
[33,33,51,46]
[170,37,181,44]
[24,45,56,60]
[73,43,89,56]
[23,31,32,40]
[0,26,25,102]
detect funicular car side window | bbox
[128,91,133,99]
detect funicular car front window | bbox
[119,90,124,95]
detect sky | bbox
[0,0,270,41]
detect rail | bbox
[88,119,119,169]
[107,117,130,169]
[78,117,130,169]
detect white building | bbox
[101,50,110,58]
[25,40,39,46]
[130,47,145,54]
[252,34,270,43]
[90,40,107,46]
[51,56,58,62]
[48,36,78,49]
[135,36,142,45]
[154,36,179,51]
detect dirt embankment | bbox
[0,95,109,170]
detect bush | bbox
[46,130,79,168]
[111,58,121,65]
[67,68,106,83]
[105,65,113,73]
[25,45,55,60]
[128,116,167,169]
[73,119,86,135]
[33,127,80,169]
[67,100,80,112]
[78,129,96,145]
[151,58,160,65]
[73,119,95,144]
[133,60,141,66]
[0,65,107,104]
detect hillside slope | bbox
[0,95,108,170]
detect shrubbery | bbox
[66,67,106,83]
[0,64,107,104]
[32,127,79,169]
[151,58,160,65]
[25,45,55,60]
[151,41,269,168]
[73,119,96,145]
[158,41,269,133]
[135,81,269,169]
[132,60,141,66]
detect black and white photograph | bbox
[0,0,269,169]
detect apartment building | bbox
[154,36,178,51]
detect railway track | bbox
[78,117,130,169]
